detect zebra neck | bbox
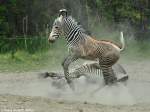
[66,26,80,41]
[66,29,85,47]
[62,19,86,46]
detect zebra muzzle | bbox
[48,39,55,43]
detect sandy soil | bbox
[0,59,150,112]
[0,94,150,112]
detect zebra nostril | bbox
[48,38,55,43]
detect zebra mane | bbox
[67,16,78,25]
[55,16,87,34]
[65,16,86,33]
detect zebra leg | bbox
[62,54,78,90]
[101,65,117,85]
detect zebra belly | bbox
[81,55,98,60]
[68,45,99,60]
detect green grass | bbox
[122,40,150,60]
[0,39,68,73]
[0,33,150,73]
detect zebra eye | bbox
[55,26,58,29]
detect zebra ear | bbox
[59,9,67,17]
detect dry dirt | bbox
[0,59,150,112]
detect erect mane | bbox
[66,16,86,33]
[67,16,78,25]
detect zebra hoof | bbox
[117,75,129,82]
[38,72,50,79]
[104,77,118,86]
[67,80,75,91]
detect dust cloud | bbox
[1,59,150,106]
[43,76,135,106]
[0,72,135,106]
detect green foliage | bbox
[0,36,50,53]
[0,38,150,72]
[0,0,150,54]
[0,38,68,72]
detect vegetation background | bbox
[0,0,150,72]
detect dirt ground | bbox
[0,94,150,112]
[0,59,150,112]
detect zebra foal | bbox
[48,9,125,90]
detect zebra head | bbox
[48,9,67,43]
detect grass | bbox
[0,38,68,73]
[0,32,150,73]
[0,51,46,72]
[122,40,150,60]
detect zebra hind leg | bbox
[101,65,117,85]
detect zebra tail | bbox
[119,31,125,52]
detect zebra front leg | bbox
[62,55,78,90]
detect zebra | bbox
[48,9,125,90]
[70,62,127,83]
[41,62,128,89]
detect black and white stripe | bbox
[62,17,85,47]
[42,62,127,85]
[70,63,103,83]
